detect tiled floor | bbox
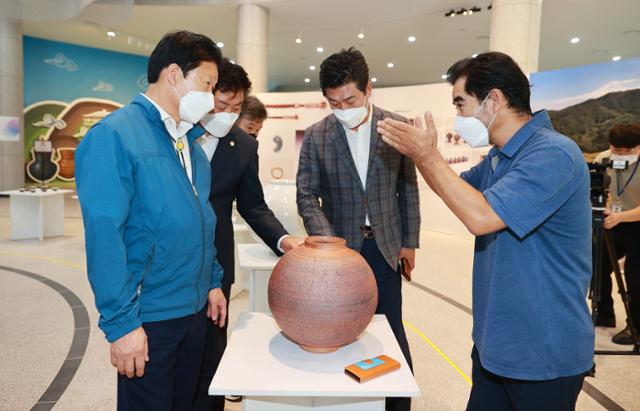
[0,195,638,410]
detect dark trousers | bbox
[360,238,413,411]
[117,306,207,411]
[466,347,585,411]
[595,221,640,329]
[193,283,232,411]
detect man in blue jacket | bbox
[76,30,227,410]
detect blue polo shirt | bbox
[460,111,594,380]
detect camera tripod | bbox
[590,207,640,358]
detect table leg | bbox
[42,193,65,239]
[9,195,40,240]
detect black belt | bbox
[360,225,374,239]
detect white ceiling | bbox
[20,0,640,91]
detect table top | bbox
[237,243,279,270]
[210,313,420,398]
[0,189,74,197]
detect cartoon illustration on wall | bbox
[24,98,122,184]
[24,36,149,187]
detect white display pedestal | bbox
[236,243,279,313]
[0,189,73,241]
[231,223,256,299]
[210,313,420,410]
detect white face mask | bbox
[201,112,240,138]
[173,70,215,124]
[610,153,639,164]
[454,94,497,148]
[333,97,369,129]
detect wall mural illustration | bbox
[23,36,148,187]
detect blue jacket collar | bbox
[132,93,200,146]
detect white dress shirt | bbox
[142,93,194,184]
[342,103,372,225]
[197,134,222,162]
[197,129,290,252]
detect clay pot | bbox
[268,236,378,353]
[57,148,76,180]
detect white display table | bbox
[237,243,279,312]
[230,223,256,299]
[210,312,420,410]
[0,189,73,241]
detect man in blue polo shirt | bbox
[377,52,594,411]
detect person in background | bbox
[75,30,227,410]
[236,95,268,138]
[192,58,303,411]
[592,124,640,345]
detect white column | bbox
[0,18,25,190]
[489,0,543,74]
[236,3,269,93]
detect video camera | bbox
[587,159,630,209]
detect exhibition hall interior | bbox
[1,0,640,410]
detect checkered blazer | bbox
[296,105,421,269]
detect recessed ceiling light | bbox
[357,32,365,39]
[316,47,324,53]
[107,31,116,38]
[371,77,378,83]
[441,74,448,80]
[295,37,302,44]
[408,36,416,43]
[472,53,479,58]
[612,55,621,61]
[570,37,580,44]
[304,78,311,83]
[387,62,394,68]
[309,65,316,70]
[217,42,224,48]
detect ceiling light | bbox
[217,42,224,48]
[441,74,448,80]
[471,6,482,13]
[408,36,416,43]
[570,37,580,44]
[309,65,316,70]
[371,77,378,83]
[107,31,116,38]
[444,9,456,17]
[463,10,469,15]
[304,78,311,83]
[316,47,324,53]
[612,55,621,61]
[387,62,394,68]
[357,32,365,39]
[295,37,302,44]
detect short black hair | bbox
[446,52,532,115]
[214,58,252,97]
[319,47,369,95]
[147,30,222,83]
[240,95,267,121]
[609,124,640,148]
